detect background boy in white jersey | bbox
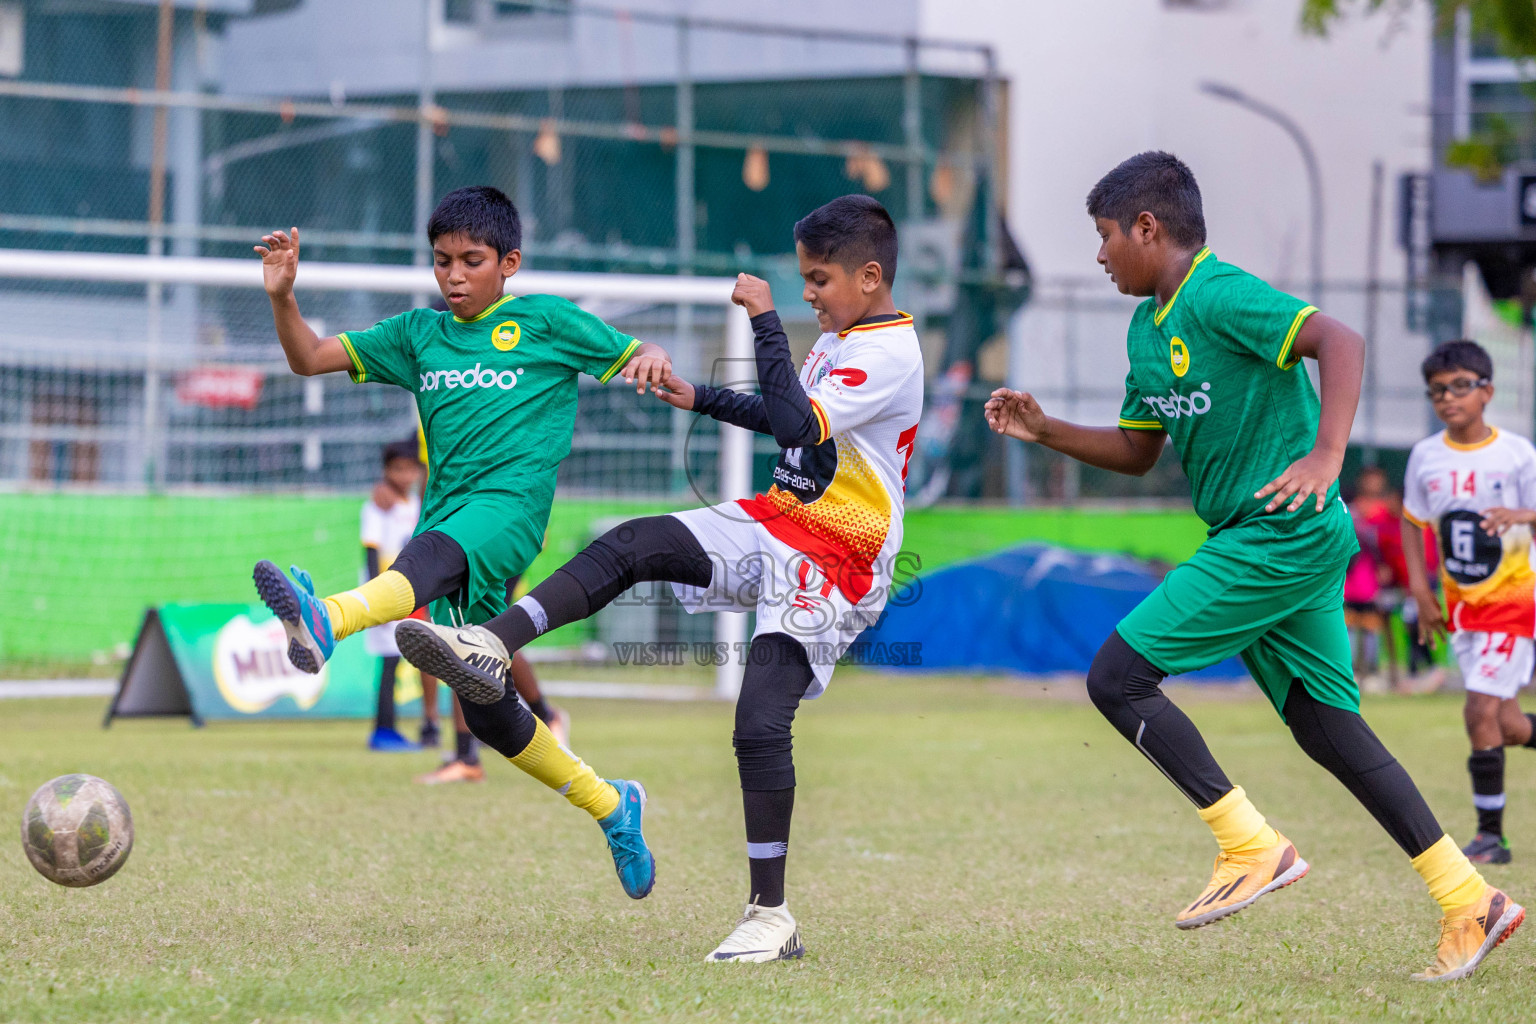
[362,439,431,752]
[1403,340,1536,864]
[392,195,924,963]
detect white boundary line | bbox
[0,679,717,702]
[540,681,717,702]
[0,680,118,699]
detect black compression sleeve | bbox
[692,384,773,434]
[750,310,822,448]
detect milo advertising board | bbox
[106,604,437,724]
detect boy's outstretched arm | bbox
[985,388,1165,476]
[653,370,776,435]
[620,343,673,395]
[254,228,354,377]
[1254,312,1362,513]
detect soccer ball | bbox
[20,774,134,887]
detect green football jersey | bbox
[1116,247,1348,547]
[338,292,639,535]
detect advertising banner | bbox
[106,604,440,724]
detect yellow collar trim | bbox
[838,311,913,339]
[1153,248,1212,326]
[1444,426,1499,451]
[453,293,518,323]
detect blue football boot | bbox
[599,779,655,899]
[252,560,336,674]
[367,728,421,753]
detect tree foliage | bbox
[1300,1,1536,56]
[1302,2,1536,177]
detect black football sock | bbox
[455,730,480,766]
[484,569,590,653]
[1524,714,1536,749]
[744,788,795,908]
[482,516,712,653]
[1085,631,1233,807]
[375,655,399,733]
[1470,747,1506,837]
[525,696,553,724]
[1284,683,1444,858]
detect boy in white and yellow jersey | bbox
[392,195,923,963]
[1404,340,1536,865]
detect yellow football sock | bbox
[509,717,620,821]
[322,569,416,641]
[1198,786,1281,854]
[1412,834,1488,913]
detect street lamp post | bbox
[1200,81,1324,307]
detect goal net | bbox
[0,249,755,693]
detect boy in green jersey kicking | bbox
[249,186,667,900]
[986,152,1524,981]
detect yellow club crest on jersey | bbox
[1170,337,1190,378]
[492,320,521,352]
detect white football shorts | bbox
[1451,631,1536,700]
[667,503,890,698]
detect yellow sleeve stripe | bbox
[809,398,832,443]
[338,332,367,383]
[1402,509,1428,529]
[1118,417,1163,430]
[1276,305,1319,370]
[598,339,641,384]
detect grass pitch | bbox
[2,674,1533,1023]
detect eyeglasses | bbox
[1426,378,1489,400]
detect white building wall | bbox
[222,0,925,97]
[921,0,1437,449]
[921,0,1430,288]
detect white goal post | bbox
[0,247,753,699]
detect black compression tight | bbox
[481,515,714,653]
[1283,683,1443,857]
[735,632,815,907]
[1086,631,1233,807]
[1086,630,1445,857]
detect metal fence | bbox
[0,4,1002,290]
[1001,275,1488,503]
[0,2,1013,497]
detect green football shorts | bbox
[1116,521,1360,719]
[424,499,545,627]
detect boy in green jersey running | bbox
[986,152,1523,981]
[249,186,666,900]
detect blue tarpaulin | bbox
[856,543,1247,679]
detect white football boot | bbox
[704,902,805,963]
[394,620,509,705]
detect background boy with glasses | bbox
[1404,339,1536,864]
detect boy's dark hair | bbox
[793,195,899,284]
[1422,339,1493,383]
[1086,151,1206,249]
[382,438,420,468]
[427,186,522,257]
